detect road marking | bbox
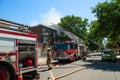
[54,64,60,68]
[54,66,77,69]
[55,66,86,80]
[49,70,55,80]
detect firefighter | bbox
[82,51,86,61]
[46,47,53,70]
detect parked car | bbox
[101,50,116,61]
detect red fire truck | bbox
[0,19,39,80]
[52,41,86,62]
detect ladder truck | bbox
[52,40,86,62]
[52,25,87,62]
[0,19,39,80]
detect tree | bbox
[58,15,89,44]
[91,0,120,49]
[87,20,102,50]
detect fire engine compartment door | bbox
[18,39,36,53]
[18,39,36,68]
[0,38,15,53]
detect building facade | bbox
[30,24,57,57]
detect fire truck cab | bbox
[52,40,86,62]
[0,19,39,80]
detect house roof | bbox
[31,24,57,31]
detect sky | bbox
[0,0,106,26]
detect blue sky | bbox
[0,0,106,26]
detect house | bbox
[30,24,57,57]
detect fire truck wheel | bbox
[72,55,76,62]
[0,65,10,80]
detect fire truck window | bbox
[54,43,68,50]
[74,44,77,49]
[69,44,77,49]
[68,44,70,49]
[0,38,15,53]
[69,44,74,49]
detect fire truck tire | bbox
[0,65,11,80]
[72,55,76,62]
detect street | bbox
[38,52,120,80]
[1,1,120,80]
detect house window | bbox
[42,27,50,35]
[42,36,47,43]
[53,31,56,37]
[42,27,47,34]
[48,29,52,35]
[47,37,52,42]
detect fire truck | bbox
[0,19,39,80]
[51,26,87,62]
[52,40,86,62]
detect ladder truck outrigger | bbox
[52,26,88,62]
[0,19,40,80]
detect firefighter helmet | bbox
[47,47,51,51]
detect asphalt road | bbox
[38,52,120,80]
[59,61,120,80]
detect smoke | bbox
[29,20,39,26]
[41,7,62,26]
[30,7,62,26]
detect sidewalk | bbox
[38,57,47,66]
[38,57,58,66]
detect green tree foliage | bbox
[90,0,120,49]
[58,15,88,44]
[87,21,101,50]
